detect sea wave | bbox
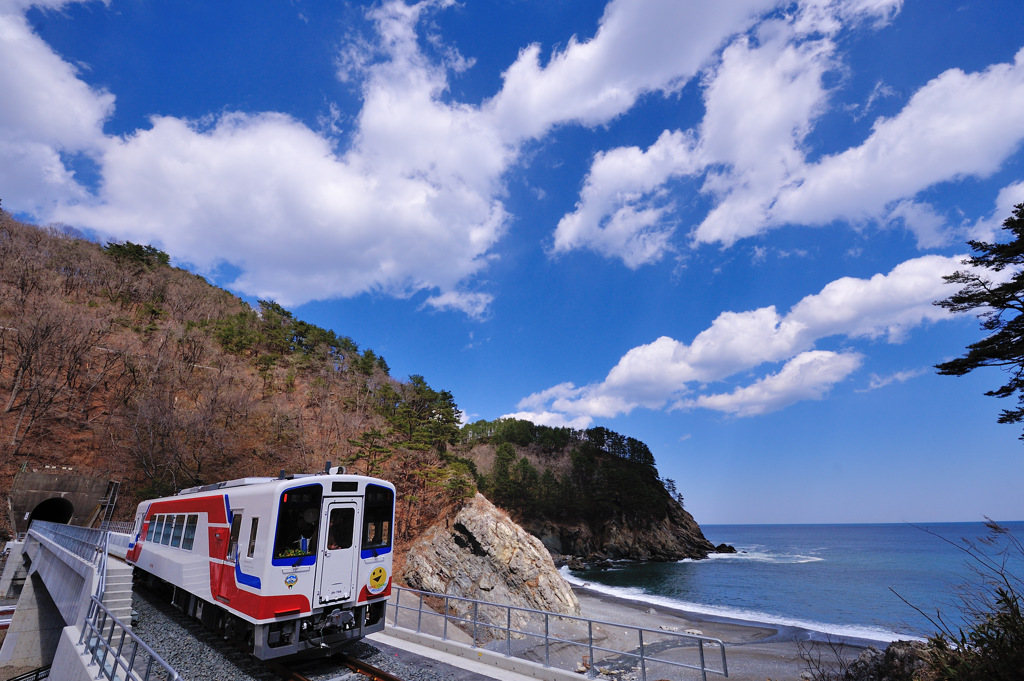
[680,549,824,564]
[560,567,916,643]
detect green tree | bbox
[347,428,393,476]
[103,241,170,268]
[489,442,517,501]
[493,418,535,446]
[935,204,1024,436]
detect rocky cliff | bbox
[527,496,718,562]
[464,423,724,563]
[401,493,580,634]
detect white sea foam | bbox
[560,567,918,643]
[679,548,824,564]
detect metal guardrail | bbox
[29,521,107,567]
[79,597,180,681]
[100,521,137,534]
[388,586,728,681]
[28,521,182,681]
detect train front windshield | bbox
[273,484,323,562]
[362,484,393,556]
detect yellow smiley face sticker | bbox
[368,566,388,594]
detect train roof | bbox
[174,468,391,497]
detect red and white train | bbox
[125,467,395,659]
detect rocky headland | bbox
[525,497,720,564]
[402,493,580,633]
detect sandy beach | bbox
[572,585,867,681]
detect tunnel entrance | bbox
[8,470,111,536]
[28,497,74,525]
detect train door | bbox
[317,501,358,604]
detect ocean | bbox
[561,521,1024,644]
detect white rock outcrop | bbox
[402,493,580,635]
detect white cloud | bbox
[7,0,798,313]
[6,0,1018,318]
[500,410,593,430]
[770,48,1024,234]
[693,16,837,246]
[487,0,776,140]
[0,0,97,13]
[556,3,1024,257]
[682,350,863,416]
[836,0,902,26]
[558,5,842,259]
[423,291,494,319]
[859,368,925,392]
[551,130,699,265]
[967,181,1024,243]
[520,254,965,421]
[884,201,949,249]
[43,1,510,309]
[55,111,508,306]
[0,8,113,213]
[785,254,960,342]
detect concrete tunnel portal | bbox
[27,497,74,526]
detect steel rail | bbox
[340,654,405,681]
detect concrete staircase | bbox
[100,558,134,627]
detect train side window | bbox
[162,515,173,545]
[152,515,164,543]
[160,515,173,545]
[160,515,171,544]
[247,517,259,558]
[362,485,394,552]
[273,484,323,562]
[170,515,185,548]
[227,512,243,562]
[327,508,354,549]
[182,515,198,551]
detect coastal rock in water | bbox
[841,641,930,681]
[715,543,737,554]
[402,493,580,635]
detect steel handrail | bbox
[79,596,181,681]
[28,521,182,681]
[28,520,106,567]
[389,586,728,681]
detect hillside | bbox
[464,419,719,561]
[0,211,471,556]
[0,209,716,567]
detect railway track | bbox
[135,582,407,681]
[266,655,404,681]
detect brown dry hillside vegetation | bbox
[0,211,475,554]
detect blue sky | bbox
[3,0,1024,524]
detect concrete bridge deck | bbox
[0,522,171,681]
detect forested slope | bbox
[465,418,720,561]
[0,212,472,553]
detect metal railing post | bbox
[506,607,512,657]
[416,594,424,633]
[443,596,449,640]
[127,641,138,674]
[587,620,595,679]
[639,628,646,681]
[544,612,550,668]
[472,601,479,648]
[699,640,707,681]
